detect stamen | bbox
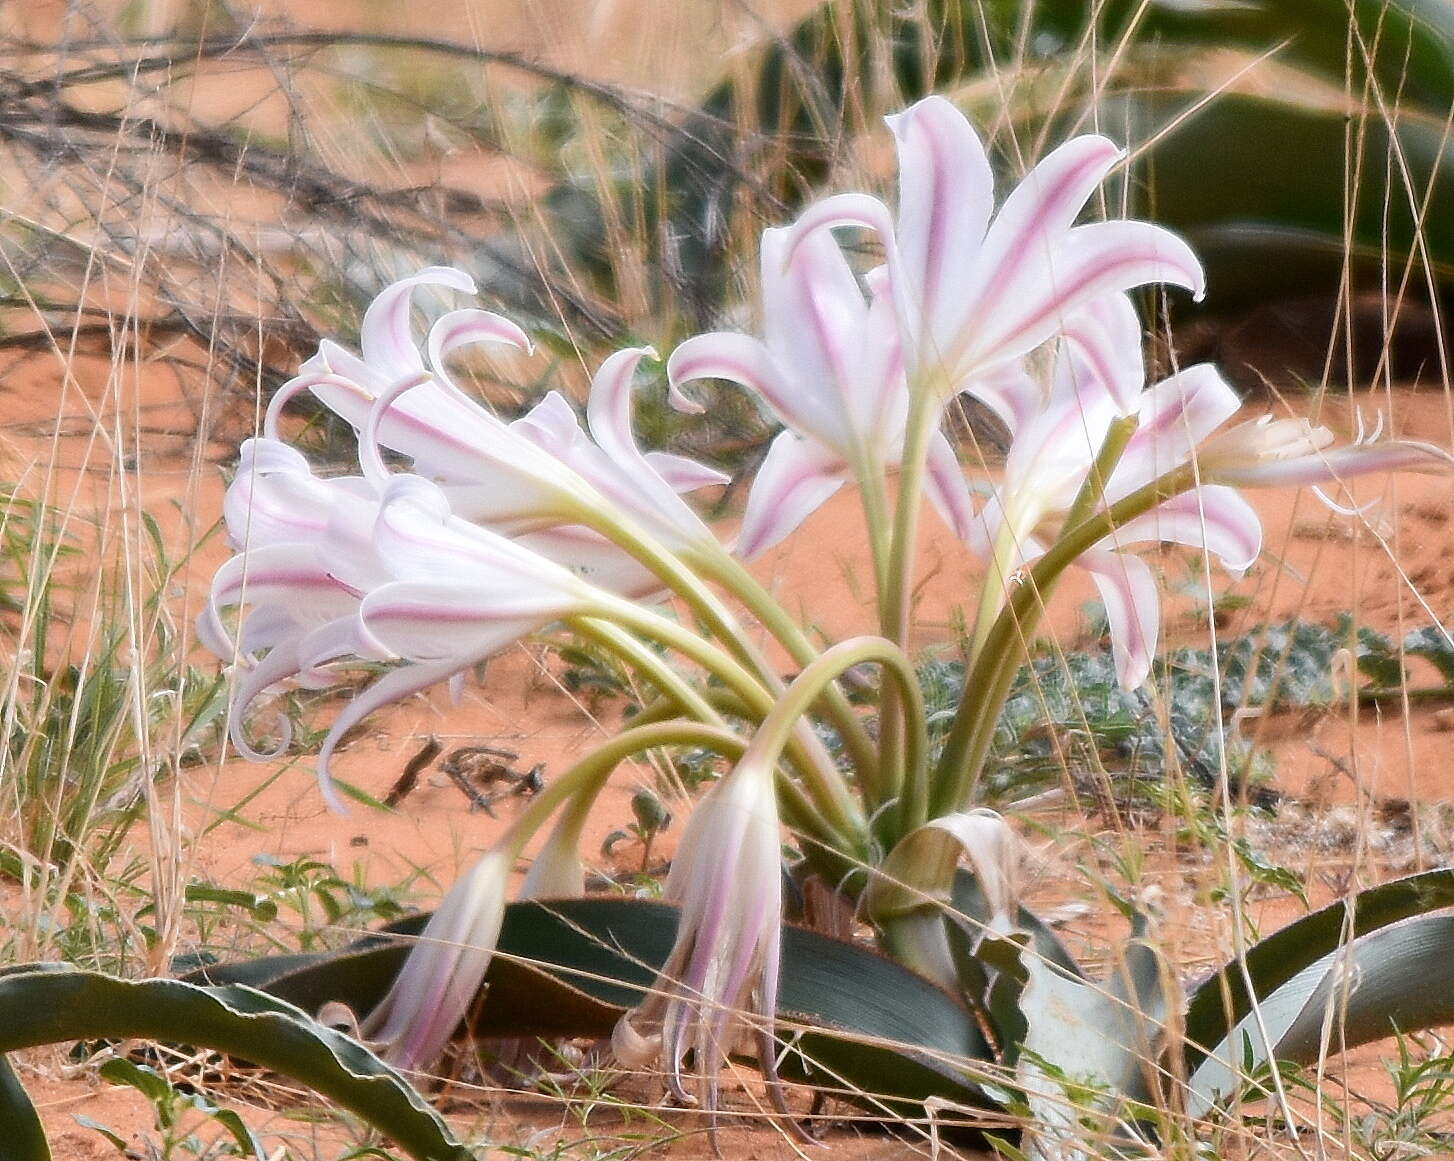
[1312,484,1377,517]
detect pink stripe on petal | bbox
[1081,549,1160,691]
[967,220,1204,374]
[667,332,804,432]
[1061,293,1146,415]
[584,346,655,469]
[360,581,560,660]
[315,656,476,812]
[359,267,476,378]
[1111,364,1241,498]
[886,96,994,346]
[1111,485,1263,576]
[425,308,532,408]
[1218,439,1454,488]
[735,432,847,559]
[761,227,869,448]
[925,428,978,544]
[226,639,305,762]
[954,136,1125,348]
[642,451,729,491]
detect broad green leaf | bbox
[1189,914,1454,1113]
[191,897,999,1119]
[0,1055,49,1161]
[1184,868,1454,1072]
[974,921,1166,1159]
[0,965,471,1161]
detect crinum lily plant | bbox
[207,96,1453,1145]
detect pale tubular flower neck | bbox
[364,721,749,1072]
[615,636,923,1124]
[1197,414,1334,475]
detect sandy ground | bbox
[6,333,1454,1155]
[4,3,1454,1157]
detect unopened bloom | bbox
[614,756,786,1116]
[668,226,975,557]
[782,96,1204,405]
[364,847,511,1071]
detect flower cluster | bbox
[206,95,1451,1101]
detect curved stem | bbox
[597,598,868,847]
[500,722,749,861]
[745,637,926,858]
[686,544,882,793]
[573,508,782,688]
[568,617,720,725]
[563,617,830,844]
[932,458,1196,813]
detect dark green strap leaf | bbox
[1184,868,1454,1070]
[0,968,471,1161]
[0,1055,50,1161]
[1190,914,1454,1111]
[192,897,997,1116]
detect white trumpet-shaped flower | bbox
[977,294,1454,689]
[363,847,511,1071]
[206,466,614,808]
[614,755,786,1116]
[781,96,1204,406]
[668,227,975,557]
[271,269,726,564]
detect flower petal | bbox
[584,346,656,469]
[424,307,532,407]
[968,135,1124,301]
[1214,438,1454,488]
[206,546,359,631]
[360,579,566,661]
[365,848,509,1070]
[925,428,978,544]
[1081,549,1160,690]
[760,226,869,448]
[780,192,910,338]
[225,636,305,762]
[1060,293,1146,415]
[516,525,663,598]
[966,360,1042,434]
[667,332,800,432]
[735,433,847,559]
[642,451,730,491]
[359,267,476,378]
[373,476,576,591]
[1110,485,1263,576]
[963,219,1204,375]
[314,656,482,812]
[885,96,995,345]
[1112,363,1242,497]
